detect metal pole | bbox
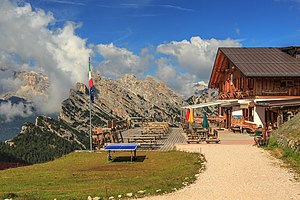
[89,57,92,151]
[90,95,92,151]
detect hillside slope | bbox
[271,113,300,153]
[0,117,84,164]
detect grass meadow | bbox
[0,150,202,199]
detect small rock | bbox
[109,196,114,200]
[126,193,133,197]
[93,197,101,200]
[184,177,189,180]
[88,196,92,200]
[182,182,189,186]
[156,189,161,193]
[172,188,177,191]
[137,190,145,194]
[117,195,122,198]
[195,174,200,177]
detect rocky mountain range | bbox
[186,87,218,116]
[1,71,49,100]
[60,73,185,133]
[1,70,217,140]
[192,81,209,95]
[1,70,186,142]
[0,69,218,163]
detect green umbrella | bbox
[202,111,209,128]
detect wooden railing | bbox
[261,90,288,96]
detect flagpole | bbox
[89,57,92,152]
[90,92,92,151]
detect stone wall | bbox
[271,132,300,153]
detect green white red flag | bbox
[88,60,94,103]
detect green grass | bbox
[266,139,300,178]
[265,113,300,178]
[0,151,202,199]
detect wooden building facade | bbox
[208,46,300,130]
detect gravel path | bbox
[142,132,300,200]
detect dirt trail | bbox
[142,132,300,200]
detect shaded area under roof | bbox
[220,47,300,77]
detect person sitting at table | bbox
[254,125,263,145]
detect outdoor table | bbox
[104,143,138,162]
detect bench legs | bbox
[108,151,113,161]
[108,150,137,162]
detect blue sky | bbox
[27,0,300,49]
[0,0,300,113]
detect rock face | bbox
[14,71,49,99]
[16,115,88,148]
[60,73,184,132]
[34,116,88,148]
[186,88,218,116]
[192,81,209,95]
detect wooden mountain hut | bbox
[208,46,300,131]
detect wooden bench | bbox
[127,137,160,149]
[231,126,242,133]
[140,129,165,136]
[126,135,158,140]
[139,134,163,139]
[186,134,201,144]
[144,128,168,135]
[127,137,158,144]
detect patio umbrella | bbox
[188,108,194,123]
[202,111,209,128]
[185,108,190,121]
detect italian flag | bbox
[88,59,94,103]
[88,62,93,88]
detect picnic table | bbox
[126,135,160,140]
[104,143,138,162]
[145,127,169,135]
[196,128,208,140]
[140,130,164,137]
[127,137,158,145]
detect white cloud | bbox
[0,1,243,107]
[0,74,24,94]
[0,53,25,94]
[154,58,196,98]
[0,101,33,122]
[95,37,241,97]
[157,36,242,82]
[97,43,151,79]
[41,0,85,6]
[0,0,92,113]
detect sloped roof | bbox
[220,47,300,77]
